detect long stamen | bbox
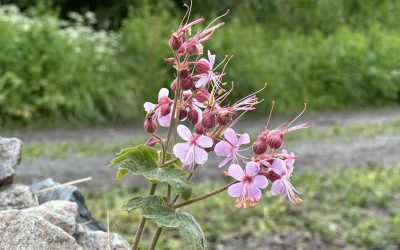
[266,101,275,128]
[288,103,307,127]
[204,9,230,30]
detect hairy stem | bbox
[148,227,163,250]
[132,183,157,250]
[174,181,238,209]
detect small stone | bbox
[23,200,78,235]
[0,137,23,187]
[75,224,130,250]
[0,210,81,250]
[0,184,37,210]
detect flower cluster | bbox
[143,13,309,208]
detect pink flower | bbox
[173,125,213,171]
[144,88,172,127]
[270,158,301,204]
[195,50,222,90]
[214,128,250,168]
[227,162,268,208]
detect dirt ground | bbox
[3,107,400,190]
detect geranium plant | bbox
[110,5,309,250]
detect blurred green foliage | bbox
[0,1,399,127]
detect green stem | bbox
[173,181,237,209]
[148,227,163,250]
[132,183,157,250]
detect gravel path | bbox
[5,107,400,190]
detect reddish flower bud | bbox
[144,118,156,133]
[164,57,176,64]
[186,42,198,55]
[252,139,268,155]
[180,69,190,78]
[188,109,199,124]
[195,58,211,73]
[202,111,216,128]
[179,109,188,120]
[195,88,210,103]
[195,123,206,134]
[266,169,281,182]
[179,76,193,90]
[170,79,177,91]
[267,132,284,149]
[159,103,171,116]
[178,43,186,54]
[169,34,181,51]
[145,137,159,147]
[217,113,231,126]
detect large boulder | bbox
[23,200,78,235]
[75,223,130,250]
[0,137,22,187]
[30,178,106,231]
[0,184,37,210]
[0,210,81,250]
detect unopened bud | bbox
[169,34,181,51]
[252,139,268,155]
[180,76,193,90]
[144,118,156,133]
[179,109,188,120]
[267,170,282,182]
[164,57,176,64]
[195,88,210,103]
[267,132,284,149]
[188,109,199,124]
[159,103,171,116]
[202,111,216,128]
[195,58,211,73]
[186,42,199,55]
[195,123,206,134]
[145,137,159,147]
[217,113,231,126]
[170,79,177,91]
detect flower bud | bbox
[195,88,210,103]
[170,79,177,91]
[267,132,284,149]
[164,57,176,64]
[178,43,186,54]
[169,34,181,51]
[201,111,216,128]
[186,42,198,55]
[252,139,268,155]
[179,109,188,120]
[267,169,281,182]
[195,59,211,73]
[180,69,190,78]
[145,137,159,147]
[217,113,231,126]
[144,118,156,133]
[195,123,206,134]
[159,103,171,116]
[188,109,199,124]
[180,76,193,90]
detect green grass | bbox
[22,119,400,160]
[84,165,400,249]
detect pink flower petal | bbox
[271,159,287,176]
[238,133,250,145]
[214,141,233,157]
[249,185,262,201]
[194,146,208,164]
[195,76,209,88]
[193,105,203,123]
[252,175,268,189]
[271,180,283,196]
[144,102,156,112]
[217,156,232,168]
[227,182,243,197]
[183,145,195,165]
[245,161,260,177]
[196,135,213,148]
[173,143,189,161]
[224,128,238,145]
[158,88,169,100]
[208,50,215,68]
[158,112,171,127]
[177,125,192,141]
[228,164,245,181]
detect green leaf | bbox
[109,145,158,167]
[122,195,162,212]
[115,168,129,182]
[120,162,192,200]
[142,205,206,249]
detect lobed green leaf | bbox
[122,195,162,212]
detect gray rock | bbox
[75,223,130,250]
[0,184,37,210]
[23,200,78,235]
[0,137,22,187]
[0,210,81,250]
[30,178,106,231]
